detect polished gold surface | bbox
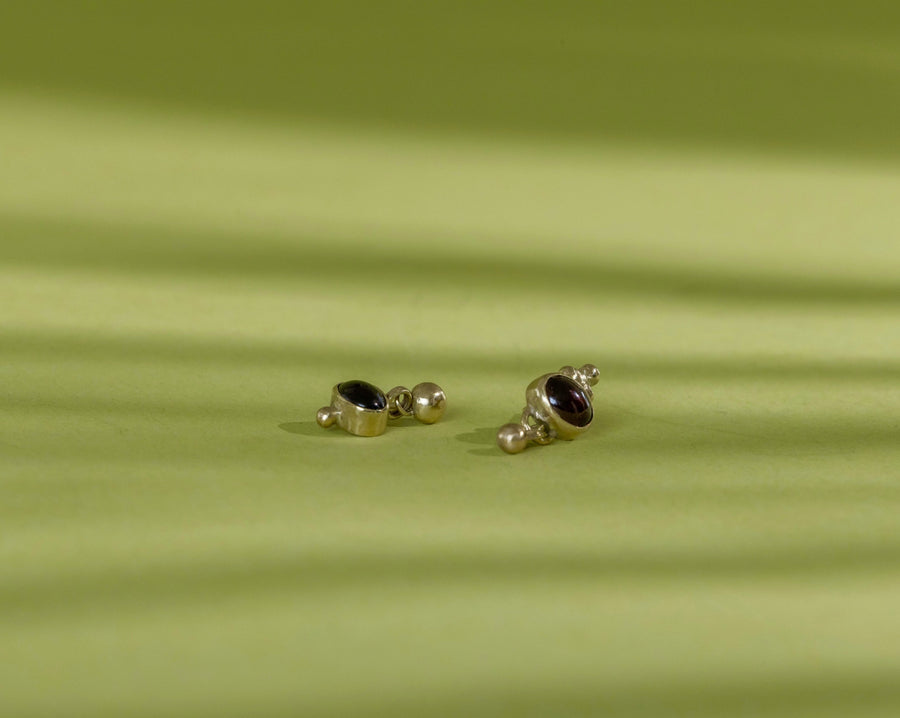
[410,382,447,425]
[499,364,600,453]
[321,381,446,436]
[319,385,389,437]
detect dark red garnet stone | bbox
[338,380,387,411]
[546,375,592,427]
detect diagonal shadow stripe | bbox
[1,213,899,305]
[2,328,899,381]
[306,672,900,718]
[3,1,900,162]
[2,542,900,620]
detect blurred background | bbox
[1,2,899,716]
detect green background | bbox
[1,2,899,716]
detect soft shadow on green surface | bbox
[308,674,900,718]
[4,328,900,382]
[1,4,899,715]
[278,421,344,439]
[456,427,501,446]
[3,213,899,306]
[5,543,900,619]
[455,426,507,457]
[2,1,900,162]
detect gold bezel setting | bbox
[525,372,594,441]
[497,364,600,454]
[316,380,446,437]
[329,383,390,437]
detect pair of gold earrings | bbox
[316,364,599,454]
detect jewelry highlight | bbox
[496,364,600,454]
[317,380,446,437]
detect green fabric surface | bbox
[1,3,899,717]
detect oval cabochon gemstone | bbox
[545,375,592,427]
[338,380,387,411]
